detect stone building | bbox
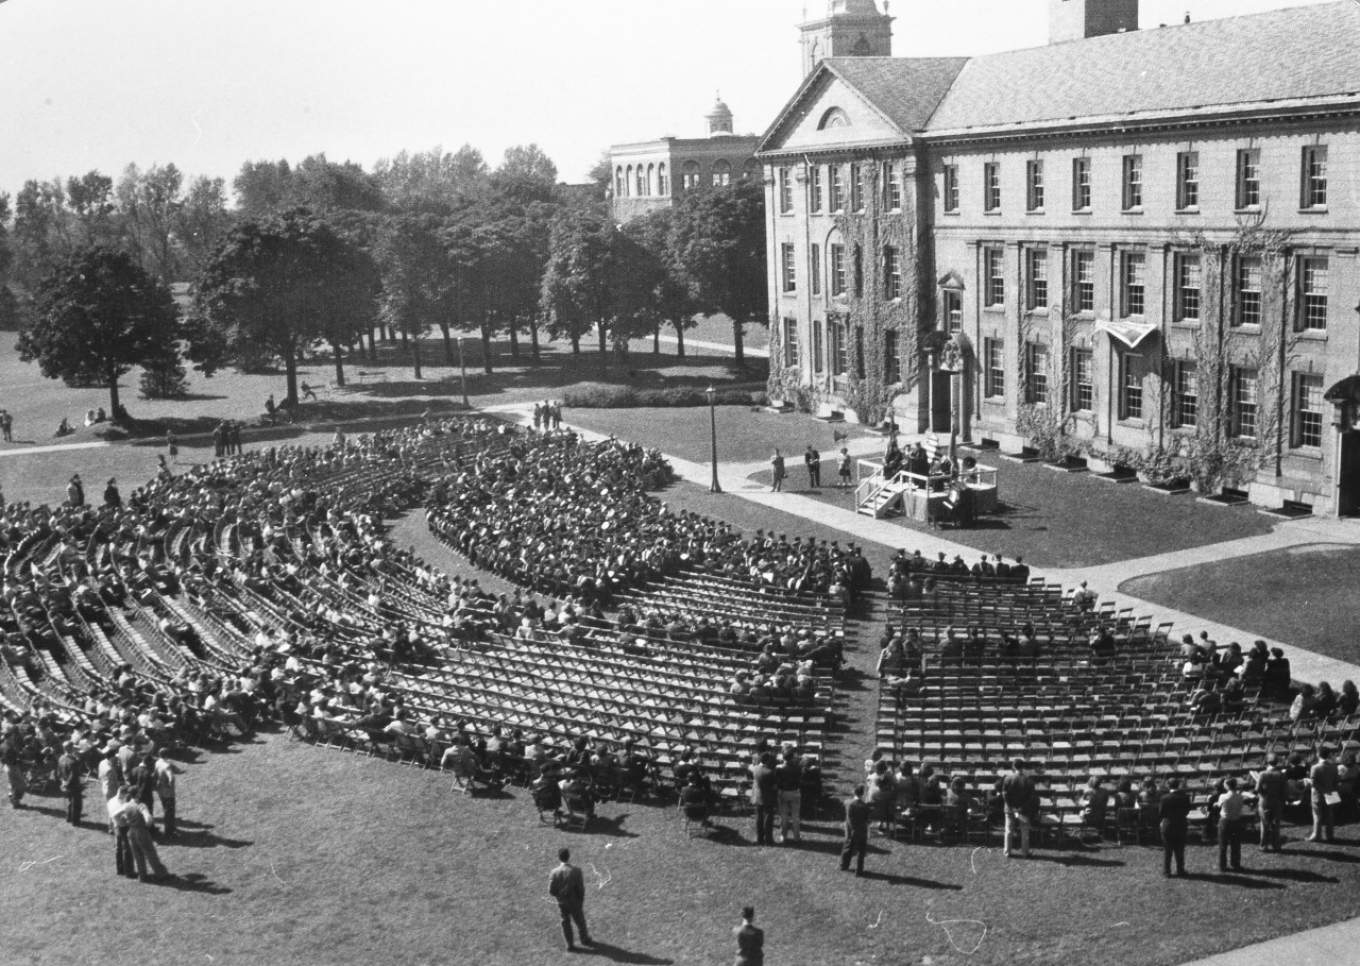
[758,0,1360,515]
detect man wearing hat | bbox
[57,741,83,825]
[98,742,124,833]
[1,724,25,808]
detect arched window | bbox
[635,166,646,196]
[615,167,624,197]
[682,161,701,192]
[625,165,633,197]
[712,159,732,187]
[658,163,669,195]
[647,163,656,195]
[818,107,851,130]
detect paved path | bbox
[652,334,769,359]
[0,440,109,459]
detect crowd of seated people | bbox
[885,548,1030,597]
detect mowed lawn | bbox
[7,729,1360,966]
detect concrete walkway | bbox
[0,440,109,459]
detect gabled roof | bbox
[925,1,1360,135]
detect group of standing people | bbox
[531,400,562,432]
[211,420,245,458]
[769,445,854,492]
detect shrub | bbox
[563,384,764,408]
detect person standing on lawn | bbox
[1160,777,1191,877]
[548,847,593,952]
[1255,757,1287,851]
[733,906,764,966]
[804,445,821,489]
[837,447,852,489]
[57,741,83,825]
[770,450,785,492]
[840,784,870,875]
[1309,746,1338,843]
[1001,758,1035,858]
[1216,777,1247,872]
[0,408,12,441]
[154,748,178,837]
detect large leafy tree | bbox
[186,209,378,404]
[374,213,452,380]
[173,175,233,277]
[372,145,489,213]
[17,246,179,417]
[539,208,613,356]
[117,162,184,281]
[623,207,698,356]
[492,144,559,205]
[672,179,767,366]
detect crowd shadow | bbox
[1239,866,1338,884]
[1183,871,1284,890]
[856,869,963,890]
[575,940,673,965]
[167,823,252,850]
[155,872,232,896]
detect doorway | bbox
[931,371,952,432]
[1340,432,1360,516]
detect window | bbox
[1121,252,1146,317]
[682,161,700,191]
[1071,348,1094,412]
[852,245,863,298]
[850,164,865,211]
[1119,355,1143,421]
[1294,373,1324,448]
[829,165,845,212]
[635,166,646,196]
[883,246,901,300]
[1232,367,1259,439]
[614,167,624,197]
[1122,154,1143,210]
[1026,249,1048,310]
[1174,254,1201,323]
[984,338,1005,398]
[812,320,824,373]
[1176,151,1199,210]
[647,164,656,195]
[984,162,1001,212]
[778,167,793,213]
[1297,256,1328,332]
[883,161,902,211]
[1026,160,1045,212]
[943,289,962,334]
[780,243,797,294]
[984,247,1005,308]
[855,325,865,379]
[712,160,731,187]
[829,244,846,296]
[1073,250,1095,313]
[1236,257,1262,326]
[810,166,823,213]
[1172,361,1198,429]
[943,164,959,212]
[1025,342,1049,405]
[1072,156,1091,211]
[884,331,900,383]
[1302,145,1328,208]
[657,163,668,195]
[782,317,798,368]
[1236,149,1260,209]
[830,319,848,375]
[811,244,821,296]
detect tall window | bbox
[1122,154,1143,210]
[850,163,865,211]
[1026,249,1048,310]
[647,163,656,195]
[830,319,848,375]
[1174,254,1201,323]
[1297,256,1328,332]
[1236,257,1262,326]
[984,338,1005,398]
[883,161,902,211]
[1026,160,1045,212]
[1302,145,1328,208]
[1073,250,1095,313]
[829,244,846,296]
[635,166,646,196]
[883,246,901,300]
[809,166,823,213]
[854,325,865,379]
[778,167,793,213]
[1119,355,1143,421]
[984,162,1001,212]
[1121,252,1146,317]
[1172,361,1198,429]
[884,331,900,383]
[1294,374,1324,448]
[811,244,821,296]
[984,247,1005,307]
[943,164,959,213]
[780,317,798,368]
[812,319,824,372]
[1236,149,1260,209]
[657,163,668,195]
[829,165,845,212]
[1176,151,1199,210]
[1072,156,1092,211]
[615,167,625,197]
[712,160,731,187]
[682,161,700,191]
[852,245,863,298]
[943,289,962,334]
[1233,367,1259,439]
[1025,342,1049,405]
[780,243,797,294]
[1071,348,1094,412]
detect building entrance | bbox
[931,371,952,433]
[1340,432,1360,516]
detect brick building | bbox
[758,0,1360,515]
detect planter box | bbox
[1093,467,1138,484]
[1140,477,1192,495]
[1043,456,1088,474]
[1000,446,1043,464]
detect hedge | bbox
[563,384,767,409]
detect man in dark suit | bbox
[1159,777,1192,877]
[750,752,778,845]
[56,741,83,826]
[548,847,592,951]
[840,784,871,875]
[733,905,764,966]
[1001,759,1035,858]
[1255,757,1287,851]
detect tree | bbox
[233,160,295,219]
[539,208,613,356]
[372,145,489,213]
[672,180,767,366]
[586,151,614,202]
[374,214,451,380]
[623,207,698,356]
[174,175,233,276]
[11,179,71,288]
[117,162,184,281]
[64,171,120,249]
[187,209,378,404]
[17,247,178,418]
[492,144,559,204]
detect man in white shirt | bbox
[1216,777,1247,872]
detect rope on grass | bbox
[969,846,991,875]
[867,910,884,930]
[925,912,987,956]
[18,856,60,872]
[269,859,287,886]
[589,863,612,890]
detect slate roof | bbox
[925,1,1360,134]
[822,57,970,133]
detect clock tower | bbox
[799,0,894,77]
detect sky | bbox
[0,0,1333,199]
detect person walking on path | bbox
[733,906,764,966]
[1160,777,1191,877]
[804,445,821,489]
[840,784,870,875]
[770,449,785,492]
[1001,758,1035,858]
[1309,746,1339,843]
[548,847,593,952]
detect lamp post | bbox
[457,335,469,408]
[706,385,722,493]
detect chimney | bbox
[1049,0,1140,44]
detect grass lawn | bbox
[1120,543,1360,666]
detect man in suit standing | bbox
[1001,759,1035,858]
[750,752,778,846]
[1159,777,1192,877]
[56,741,83,826]
[1255,757,1287,851]
[548,847,593,952]
[840,784,870,875]
[733,906,764,966]
[1309,746,1338,843]
[804,445,821,489]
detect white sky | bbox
[0,0,1331,197]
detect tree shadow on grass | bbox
[578,940,673,964]
[155,872,232,896]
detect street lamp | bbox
[706,385,722,493]
[457,335,470,408]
